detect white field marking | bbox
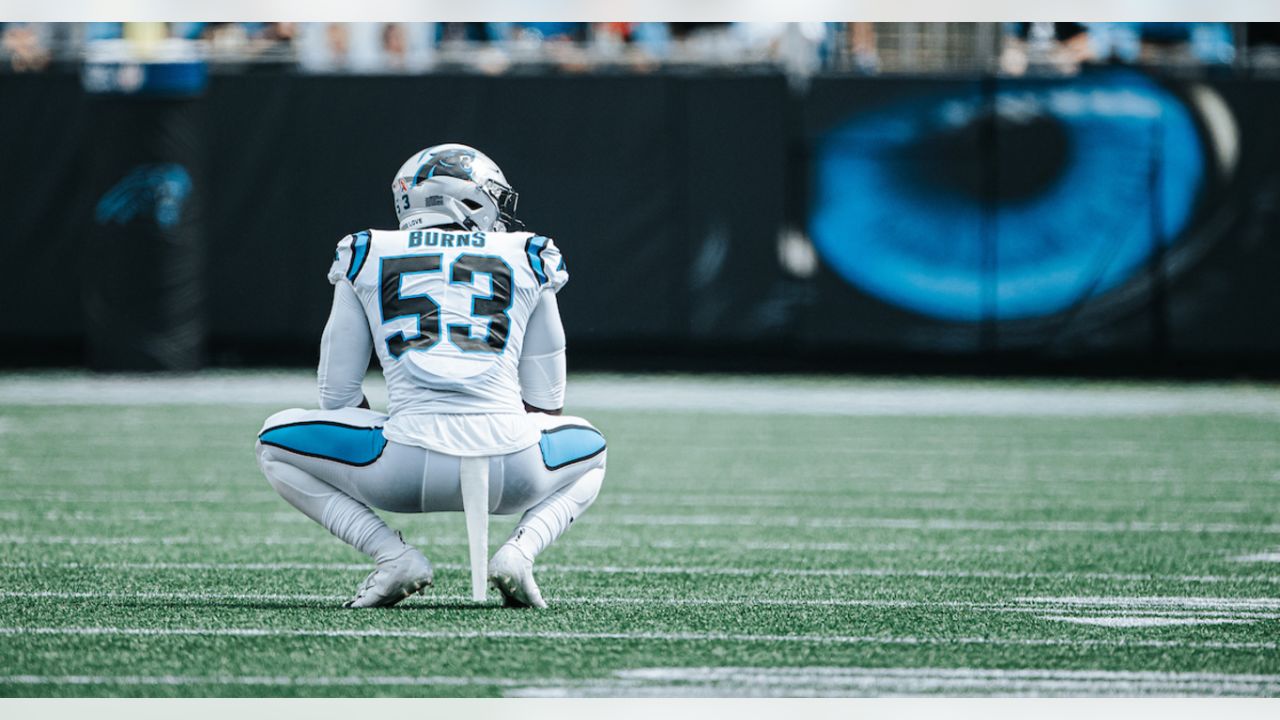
[5,371,1280,418]
[0,625,1274,651]
[608,445,1280,464]
[4,490,248,504]
[0,534,1031,555]
[3,488,1270,515]
[10,482,1273,516]
[1017,596,1280,611]
[1038,616,1256,628]
[601,493,1277,516]
[3,668,1278,697]
[605,515,1280,534]
[0,489,1209,514]
[1233,551,1280,563]
[4,590,1278,620]
[0,674,547,688]
[507,666,1280,698]
[4,560,1278,585]
[14,509,1280,536]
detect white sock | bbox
[258,454,406,564]
[504,467,604,561]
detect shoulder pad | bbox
[523,234,569,292]
[327,230,373,286]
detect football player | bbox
[255,143,606,609]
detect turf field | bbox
[1,371,1278,697]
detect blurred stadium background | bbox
[3,21,1280,374]
[3,21,1280,698]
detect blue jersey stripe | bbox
[525,235,549,285]
[347,230,372,281]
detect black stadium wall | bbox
[1,69,1278,375]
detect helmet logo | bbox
[415,148,475,184]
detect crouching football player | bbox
[255,144,605,609]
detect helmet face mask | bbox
[484,178,523,232]
[392,144,522,232]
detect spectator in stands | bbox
[587,22,670,70]
[297,22,382,73]
[734,22,832,79]
[844,22,879,73]
[379,23,434,73]
[1084,23,1235,66]
[1001,22,1093,75]
[1,22,52,72]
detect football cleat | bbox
[344,546,434,609]
[488,543,547,609]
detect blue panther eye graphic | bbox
[809,69,1208,322]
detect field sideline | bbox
[1,371,1278,697]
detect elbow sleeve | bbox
[520,347,567,411]
[318,282,371,410]
[519,290,567,410]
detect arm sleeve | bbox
[317,281,373,410]
[519,290,567,412]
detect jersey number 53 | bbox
[380,254,512,358]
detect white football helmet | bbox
[391,143,522,232]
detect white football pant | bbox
[255,407,606,565]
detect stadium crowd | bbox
[2,22,1278,76]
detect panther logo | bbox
[95,164,193,229]
[414,148,475,184]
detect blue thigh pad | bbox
[538,425,606,471]
[259,421,388,467]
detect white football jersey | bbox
[328,228,567,453]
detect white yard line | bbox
[508,666,1280,697]
[3,667,1279,697]
[11,490,1261,515]
[0,674,541,688]
[3,590,1278,619]
[3,372,1280,417]
[1,489,1269,516]
[0,625,1273,650]
[1233,551,1280,563]
[1038,616,1256,627]
[9,510,1280,535]
[5,666,1277,697]
[606,516,1280,534]
[4,560,1277,585]
[1018,596,1280,610]
[0,534,1037,554]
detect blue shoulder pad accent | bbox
[525,235,550,285]
[539,424,606,471]
[347,230,373,281]
[259,421,388,467]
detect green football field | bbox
[1,372,1278,697]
